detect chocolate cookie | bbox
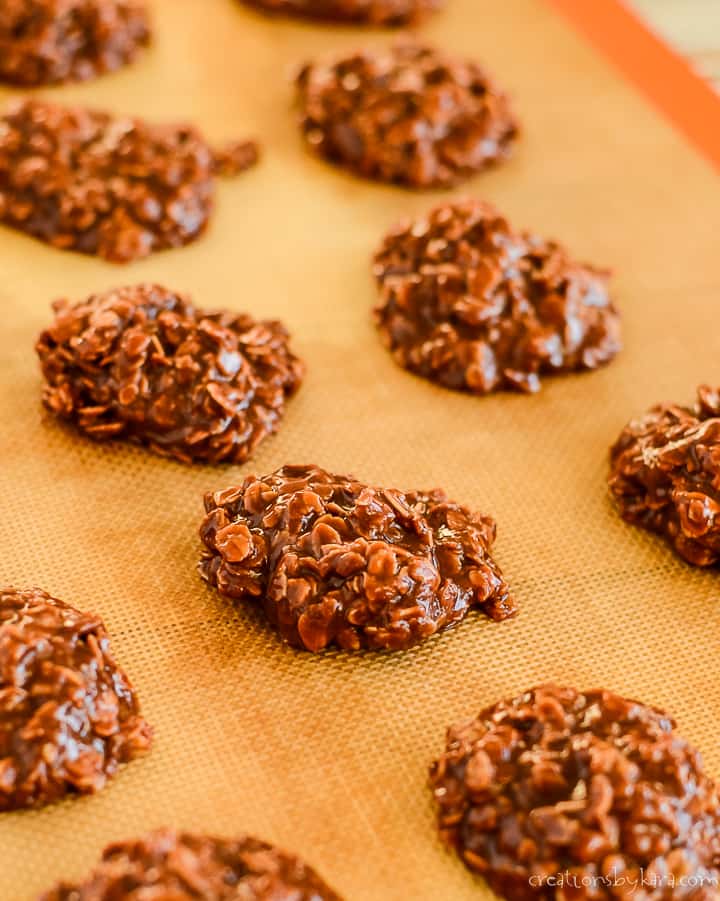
[36,284,304,465]
[0,587,151,812]
[0,99,258,262]
[199,464,515,652]
[41,829,342,900]
[609,385,720,566]
[0,0,150,86]
[374,199,621,394]
[429,685,720,900]
[241,0,440,25]
[296,42,517,188]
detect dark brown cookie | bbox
[199,463,515,652]
[429,685,720,900]
[241,0,440,26]
[0,99,258,262]
[609,385,720,566]
[0,0,151,86]
[36,284,304,465]
[374,199,621,394]
[40,829,342,900]
[0,587,151,812]
[296,42,517,188]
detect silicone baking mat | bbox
[1,1,719,898]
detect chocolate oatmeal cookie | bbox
[36,284,304,465]
[0,587,151,812]
[0,99,258,262]
[374,199,621,394]
[296,42,517,188]
[199,464,515,652]
[430,685,720,900]
[0,0,150,86]
[41,829,342,900]
[609,386,720,566]
[241,0,440,25]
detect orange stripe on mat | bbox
[544,0,720,171]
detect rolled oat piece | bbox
[430,685,720,900]
[40,829,342,900]
[374,198,621,394]
[609,386,720,566]
[36,284,304,465]
[296,42,517,188]
[0,99,259,262]
[199,463,515,652]
[0,0,151,86]
[241,0,440,26]
[0,587,151,812]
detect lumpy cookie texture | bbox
[241,0,440,25]
[36,284,304,465]
[0,587,151,812]
[609,386,720,566]
[430,685,720,900]
[374,199,621,394]
[0,0,150,86]
[199,464,515,652]
[296,42,517,188]
[0,99,258,262]
[41,829,342,900]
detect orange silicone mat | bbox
[1,0,719,898]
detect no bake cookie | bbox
[241,0,440,25]
[430,685,720,900]
[296,43,517,188]
[0,99,258,262]
[374,199,621,394]
[199,463,515,652]
[0,587,151,811]
[0,0,150,86]
[609,385,720,566]
[36,284,304,465]
[41,829,341,900]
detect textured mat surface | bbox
[0,0,719,898]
